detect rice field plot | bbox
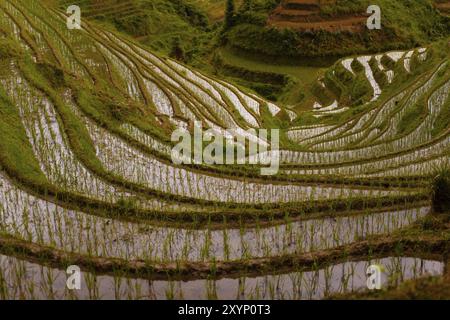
[0,0,449,300]
[0,255,443,299]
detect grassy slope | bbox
[191,0,243,22]
[215,46,326,107]
[57,0,213,66]
[0,84,48,185]
[226,0,450,58]
[54,0,449,107]
[136,0,212,62]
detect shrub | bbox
[431,167,450,213]
[36,63,65,88]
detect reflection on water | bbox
[0,255,443,300]
[0,169,430,261]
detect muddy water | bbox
[0,255,442,300]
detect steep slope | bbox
[0,0,448,299]
[268,0,367,32]
[226,0,449,58]
[58,0,211,63]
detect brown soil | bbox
[435,0,450,11]
[268,0,367,32]
[436,2,450,13]
[268,15,368,32]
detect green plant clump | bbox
[432,167,450,213]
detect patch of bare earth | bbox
[268,0,367,32]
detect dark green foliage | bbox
[241,0,253,12]
[381,55,396,70]
[36,63,65,89]
[227,24,300,57]
[350,73,373,106]
[111,13,150,37]
[323,70,344,100]
[369,57,388,87]
[235,11,268,26]
[116,197,138,214]
[169,37,186,62]
[334,63,354,85]
[214,52,290,85]
[172,0,209,28]
[224,0,236,31]
[320,0,368,16]
[227,76,282,101]
[432,168,450,213]
[225,0,449,59]
[351,59,364,73]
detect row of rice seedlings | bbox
[167,60,260,127]
[0,254,442,299]
[294,56,437,149]
[362,155,450,178]
[141,78,174,117]
[5,0,442,165]
[0,170,428,262]
[1,1,57,65]
[394,79,450,146]
[8,0,90,80]
[278,78,449,166]
[119,123,172,156]
[86,113,407,203]
[88,27,232,130]
[102,30,276,132]
[355,58,441,147]
[287,125,335,143]
[303,65,446,151]
[0,7,34,57]
[284,134,449,176]
[95,42,143,102]
[0,66,208,212]
[353,93,408,146]
[32,1,122,84]
[301,52,408,146]
[99,31,241,129]
[369,65,447,145]
[214,78,262,117]
[0,66,123,200]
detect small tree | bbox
[241,0,253,12]
[224,0,235,31]
[169,37,185,62]
[431,167,450,213]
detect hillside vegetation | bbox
[226,0,449,58]
[0,0,448,299]
[59,0,213,64]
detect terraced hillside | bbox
[268,0,368,32]
[435,0,450,16]
[0,0,449,299]
[226,0,449,59]
[59,0,143,19]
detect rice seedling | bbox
[0,0,448,301]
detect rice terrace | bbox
[0,0,449,302]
